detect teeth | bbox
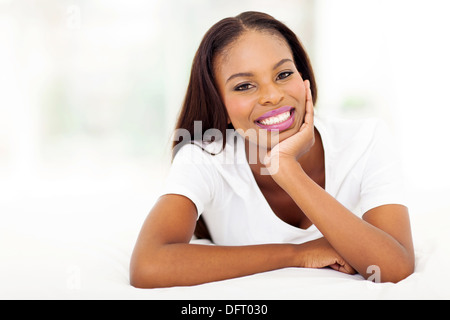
[259,111,291,126]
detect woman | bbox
[130,11,414,288]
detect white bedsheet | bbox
[1,185,449,300]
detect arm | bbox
[130,194,301,288]
[266,80,415,282]
[274,162,414,282]
[130,194,359,288]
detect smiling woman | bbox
[129,11,414,289]
[214,30,306,144]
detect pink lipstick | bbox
[255,106,295,131]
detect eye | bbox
[277,71,293,80]
[234,83,254,91]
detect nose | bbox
[258,82,284,106]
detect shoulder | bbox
[173,130,245,165]
[170,133,240,176]
[172,140,219,167]
[315,111,391,154]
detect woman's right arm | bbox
[129,194,353,288]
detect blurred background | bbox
[1,0,450,223]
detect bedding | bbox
[1,185,449,300]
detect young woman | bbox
[130,11,414,288]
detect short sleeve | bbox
[161,143,218,219]
[359,120,407,214]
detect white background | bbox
[1,0,449,298]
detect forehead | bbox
[214,30,293,78]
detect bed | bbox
[1,184,449,300]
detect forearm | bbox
[132,242,298,288]
[272,160,412,282]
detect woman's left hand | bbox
[264,80,315,171]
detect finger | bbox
[337,263,356,275]
[328,263,340,272]
[330,264,350,274]
[304,80,314,125]
[305,79,312,102]
[344,264,357,275]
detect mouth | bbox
[255,106,295,131]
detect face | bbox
[214,30,307,148]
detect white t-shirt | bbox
[161,113,406,246]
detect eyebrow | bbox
[225,58,294,84]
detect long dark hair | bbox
[172,11,317,240]
[172,11,317,157]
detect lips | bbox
[255,106,295,131]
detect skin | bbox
[130,30,415,288]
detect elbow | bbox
[129,263,162,289]
[130,243,187,288]
[369,254,415,284]
[129,263,152,289]
[390,259,415,284]
[129,257,165,289]
[390,251,415,284]
[129,268,150,289]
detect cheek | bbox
[224,96,254,125]
[287,78,306,102]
